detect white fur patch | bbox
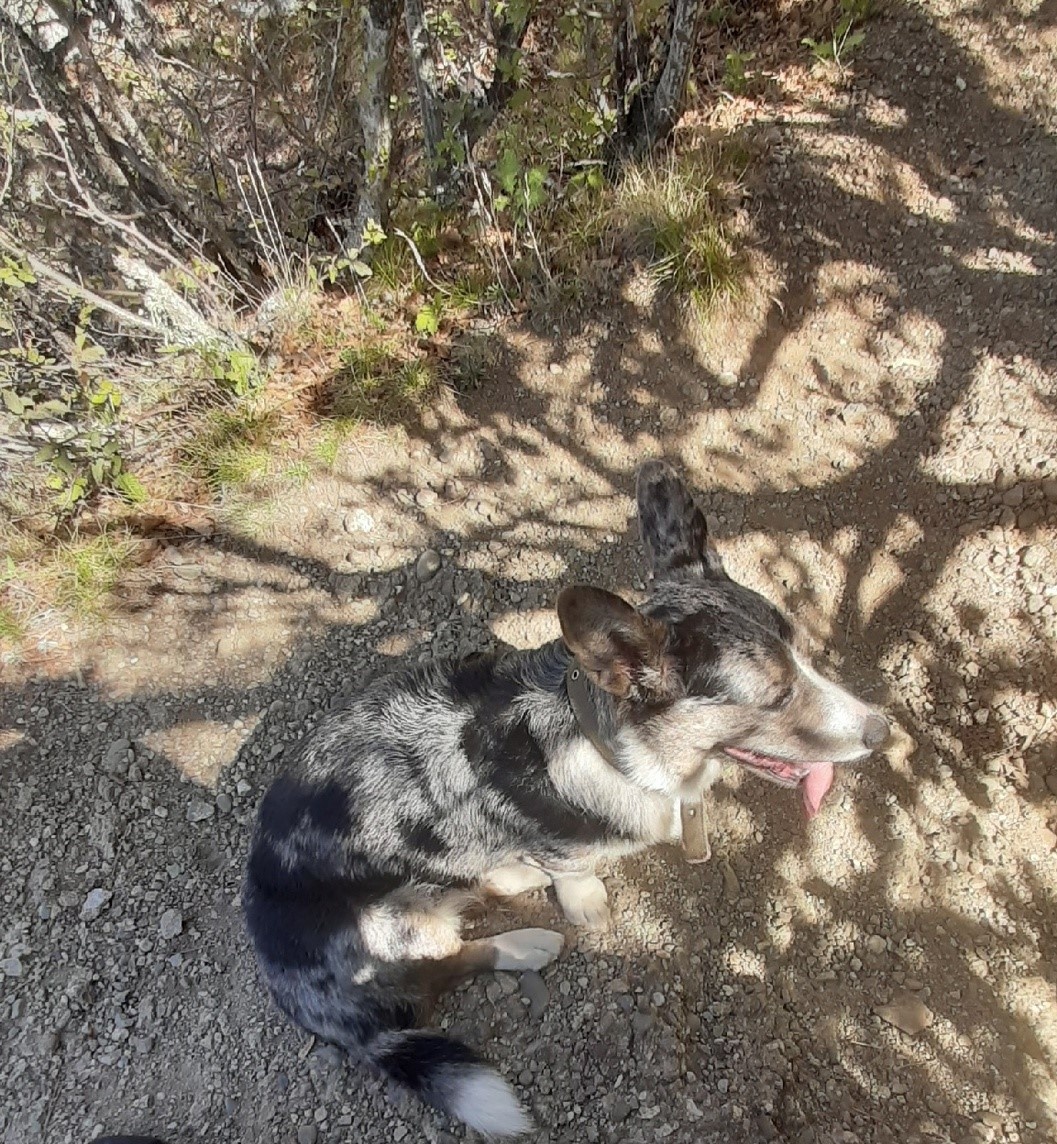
[553,873,611,929]
[549,738,679,845]
[450,1068,533,1137]
[480,862,553,897]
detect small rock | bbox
[610,1096,633,1123]
[548,362,562,374]
[415,488,438,509]
[1045,772,1057,796]
[103,738,132,775]
[1001,485,1024,507]
[343,509,375,534]
[186,799,215,823]
[159,909,183,940]
[721,860,740,898]
[1018,507,1042,530]
[1021,545,1043,568]
[415,549,442,582]
[216,793,233,814]
[330,572,359,604]
[81,888,112,921]
[866,935,886,955]
[1043,478,1057,503]
[520,971,549,1018]
[296,1127,318,1144]
[875,992,934,1035]
[1,957,22,977]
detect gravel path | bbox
[3,2,1057,1142]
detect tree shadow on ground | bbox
[2,2,1056,1141]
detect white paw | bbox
[554,874,611,930]
[491,927,565,972]
[480,863,553,898]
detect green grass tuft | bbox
[53,531,137,617]
[610,151,743,314]
[0,604,23,644]
[331,344,435,425]
[183,407,279,493]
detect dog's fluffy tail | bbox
[368,1029,532,1138]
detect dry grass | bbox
[607,149,745,314]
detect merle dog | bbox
[243,461,889,1136]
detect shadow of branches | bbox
[1,2,1056,1142]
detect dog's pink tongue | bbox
[802,763,835,819]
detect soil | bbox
[3,2,1057,1143]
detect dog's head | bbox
[557,461,889,818]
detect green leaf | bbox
[114,471,148,504]
[415,303,441,336]
[496,148,520,197]
[350,259,374,279]
[2,388,25,415]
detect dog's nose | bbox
[862,713,890,751]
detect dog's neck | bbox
[563,656,712,863]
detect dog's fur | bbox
[243,462,889,1137]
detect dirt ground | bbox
[3,2,1057,1142]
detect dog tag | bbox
[680,798,711,863]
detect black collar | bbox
[565,661,620,767]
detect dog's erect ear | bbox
[636,460,724,579]
[557,585,681,699]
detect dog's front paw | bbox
[554,874,611,930]
[491,928,565,972]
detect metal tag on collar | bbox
[680,798,711,863]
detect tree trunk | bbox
[610,0,703,160]
[404,0,446,188]
[346,0,402,253]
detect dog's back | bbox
[243,645,584,1137]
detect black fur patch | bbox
[258,775,353,841]
[374,1032,480,1099]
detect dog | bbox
[243,461,890,1137]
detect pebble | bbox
[159,909,183,940]
[343,509,375,533]
[875,993,934,1035]
[216,793,233,814]
[186,799,215,823]
[866,935,886,955]
[103,738,132,775]
[296,1127,318,1144]
[1001,485,1024,507]
[520,971,549,1018]
[81,888,112,921]
[1,957,23,977]
[415,488,438,509]
[415,549,442,582]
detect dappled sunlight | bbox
[3,1,1057,1140]
[142,717,260,789]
